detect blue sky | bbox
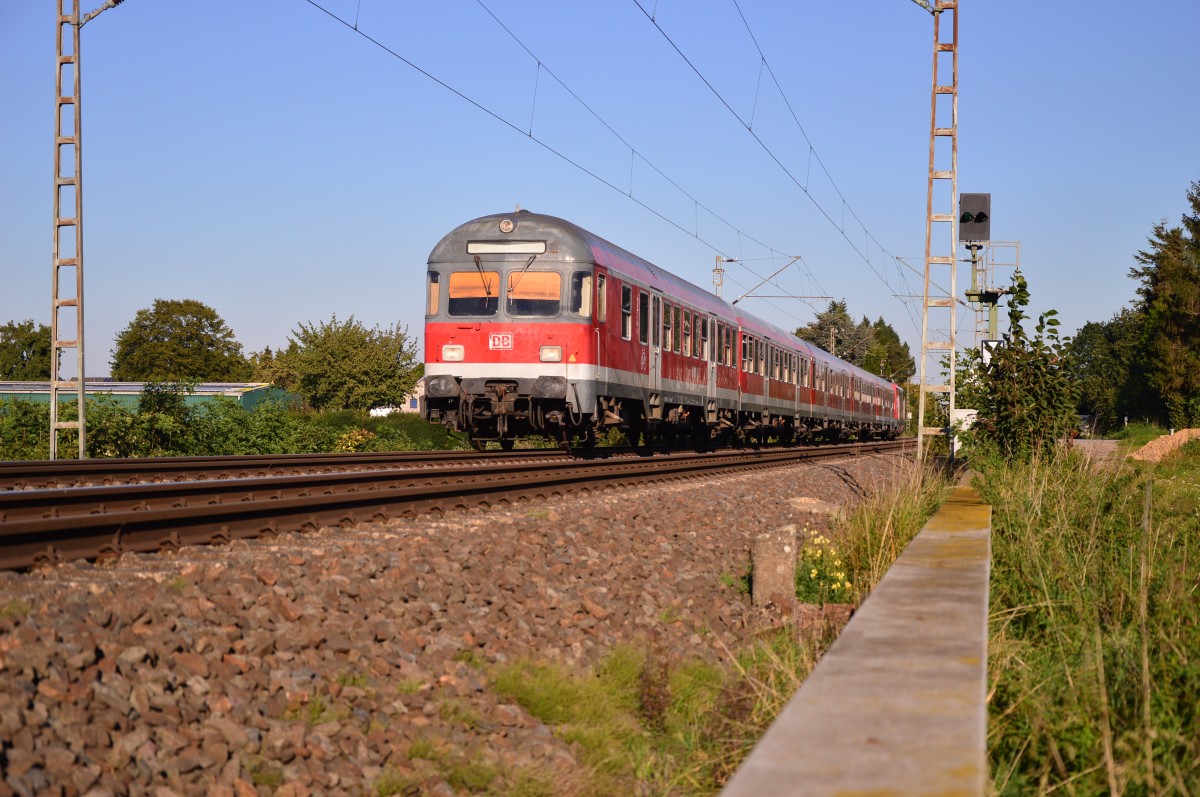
[2,1,1198,379]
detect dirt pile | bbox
[1131,428,1200,463]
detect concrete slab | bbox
[721,486,992,797]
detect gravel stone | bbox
[0,452,915,795]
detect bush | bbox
[0,396,466,460]
[0,398,51,460]
[965,274,1079,463]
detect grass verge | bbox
[978,440,1200,794]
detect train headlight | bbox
[539,345,562,363]
[441,344,464,362]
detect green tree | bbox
[862,317,915,383]
[247,344,300,388]
[1068,308,1150,433]
[282,315,420,412]
[111,299,252,382]
[794,300,873,364]
[1,320,52,380]
[967,274,1079,462]
[1129,180,1200,427]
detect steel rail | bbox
[0,449,569,490]
[0,440,913,571]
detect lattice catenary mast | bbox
[49,0,124,459]
[915,0,959,460]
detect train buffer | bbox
[722,485,992,796]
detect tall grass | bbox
[840,461,952,599]
[978,441,1200,794]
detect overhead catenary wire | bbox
[472,0,831,310]
[635,1,968,329]
[301,0,830,328]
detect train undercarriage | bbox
[424,376,898,451]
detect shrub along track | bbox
[0,440,912,571]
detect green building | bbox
[0,381,291,411]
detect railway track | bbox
[0,439,913,571]
[0,449,569,490]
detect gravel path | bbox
[0,453,918,797]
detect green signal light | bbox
[960,212,974,223]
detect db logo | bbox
[488,333,513,350]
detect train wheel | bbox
[499,439,515,451]
[470,438,486,452]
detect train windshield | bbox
[506,271,561,317]
[447,270,500,316]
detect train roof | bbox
[430,211,895,388]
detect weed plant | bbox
[978,441,1200,794]
[793,529,853,604]
[491,635,834,796]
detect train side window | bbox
[662,301,672,349]
[448,270,500,316]
[569,271,593,317]
[682,310,692,356]
[507,271,562,317]
[757,340,765,376]
[702,319,710,361]
[725,327,733,366]
[673,306,682,354]
[692,316,702,359]
[426,272,440,317]
[652,297,661,346]
[596,274,607,323]
[621,285,633,340]
[741,336,750,371]
[638,291,649,345]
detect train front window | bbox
[507,271,561,317]
[448,270,500,316]
[569,271,593,317]
[426,272,439,317]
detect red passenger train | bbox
[422,211,903,449]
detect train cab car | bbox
[423,210,904,449]
[423,211,601,448]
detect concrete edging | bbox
[721,486,992,796]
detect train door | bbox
[594,267,608,380]
[705,316,717,419]
[649,294,662,415]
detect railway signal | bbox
[958,193,991,242]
